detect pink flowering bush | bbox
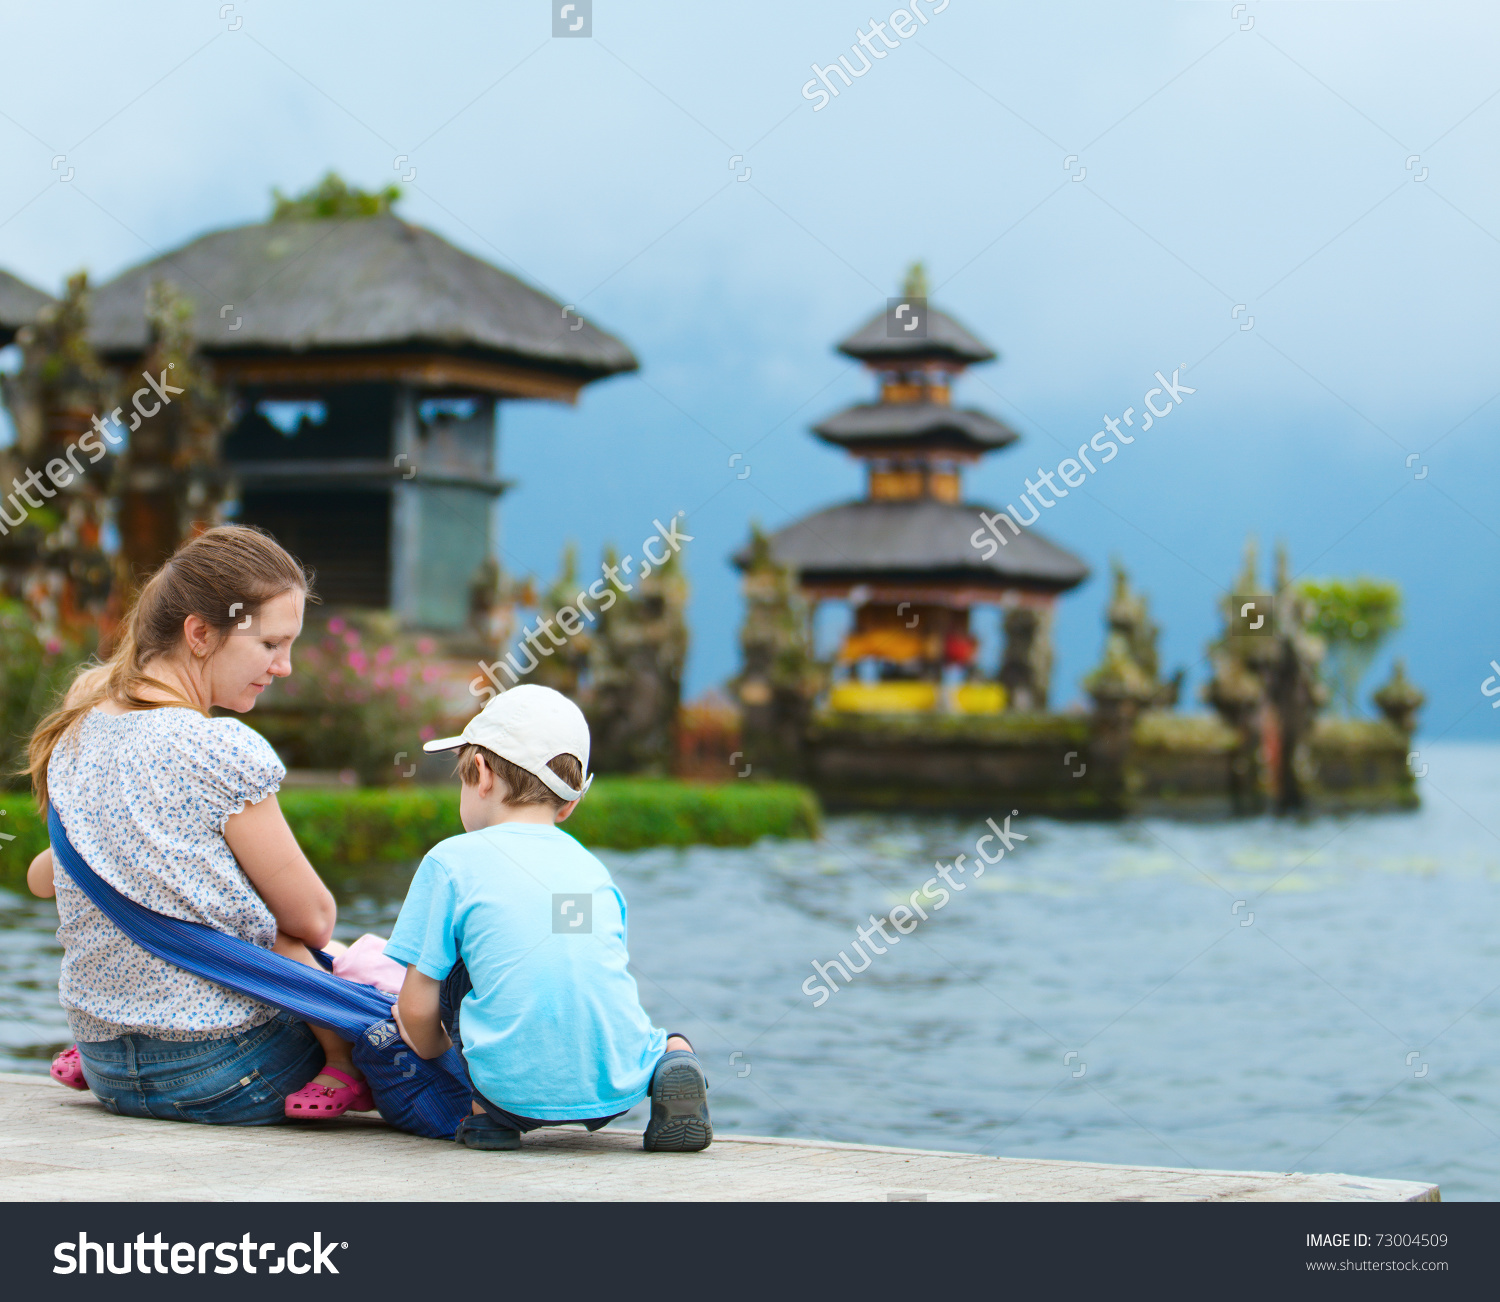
[0,600,93,792]
[261,615,447,784]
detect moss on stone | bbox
[808,709,1089,746]
[1310,717,1407,750]
[1132,711,1238,753]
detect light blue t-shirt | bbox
[385,822,666,1120]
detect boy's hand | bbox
[391,1002,452,1059]
[390,1002,419,1053]
[392,966,453,1059]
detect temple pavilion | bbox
[0,271,51,348]
[740,268,1087,713]
[85,202,636,629]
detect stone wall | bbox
[804,709,1416,818]
[1305,717,1419,813]
[806,712,1100,817]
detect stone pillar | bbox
[388,384,420,624]
[1084,632,1155,815]
[1204,651,1267,815]
[1088,695,1140,816]
[1000,604,1054,711]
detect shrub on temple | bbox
[1297,576,1402,717]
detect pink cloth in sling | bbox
[331,933,406,996]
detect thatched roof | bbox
[88,215,636,380]
[738,498,1088,593]
[0,268,52,347]
[837,304,996,366]
[813,401,1018,453]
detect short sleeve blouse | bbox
[47,707,287,1042]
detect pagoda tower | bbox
[739,266,1087,713]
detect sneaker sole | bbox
[644,1060,712,1152]
[456,1127,521,1151]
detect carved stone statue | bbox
[1084,585,1160,810]
[582,541,688,774]
[524,543,592,698]
[733,524,822,778]
[1263,544,1329,810]
[1204,538,1330,812]
[1372,658,1424,735]
[999,606,1053,711]
[1102,559,1181,708]
[0,273,112,643]
[113,280,231,582]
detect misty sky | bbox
[2,1,1497,738]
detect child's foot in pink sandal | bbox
[50,1046,89,1091]
[284,1067,374,1119]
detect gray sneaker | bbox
[643,1051,712,1152]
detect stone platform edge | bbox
[0,1072,1440,1202]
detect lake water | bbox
[5,741,1499,1199]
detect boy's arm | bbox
[27,849,55,899]
[392,965,453,1060]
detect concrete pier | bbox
[0,1073,1438,1202]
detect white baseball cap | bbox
[422,684,593,803]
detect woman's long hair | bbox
[27,524,311,809]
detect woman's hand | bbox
[393,967,453,1060]
[224,793,336,949]
[27,848,56,899]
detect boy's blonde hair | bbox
[456,744,583,810]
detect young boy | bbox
[386,684,711,1152]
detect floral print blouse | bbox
[48,708,286,1043]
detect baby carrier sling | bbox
[48,804,474,1140]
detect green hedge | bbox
[0,779,821,891]
[0,796,45,880]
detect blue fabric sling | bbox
[48,804,474,1140]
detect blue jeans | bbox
[77,1011,324,1125]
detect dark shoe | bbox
[643,1051,712,1152]
[455,1113,521,1151]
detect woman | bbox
[26,525,370,1123]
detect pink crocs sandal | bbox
[50,1046,89,1091]
[284,1067,375,1119]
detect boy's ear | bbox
[554,798,579,824]
[474,752,495,798]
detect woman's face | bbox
[206,588,306,713]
